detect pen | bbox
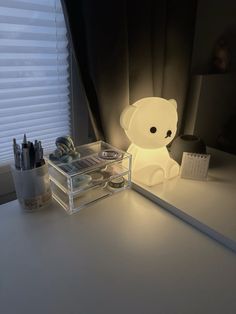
[22,147,30,170]
[13,138,17,168]
[13,139,21,170]
[13,138,17,154]
[22,134,27,148]
[21,134,29,170]
[29,142,35,169]
[13,135,45,170]
[35,141,40,167]
[37,141,45,167]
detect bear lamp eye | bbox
[150,126,157,134]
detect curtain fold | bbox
[62,0,197,149]
[61,0,105,140]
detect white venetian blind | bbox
[0,0,71,164]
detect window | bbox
[0,0,71,166]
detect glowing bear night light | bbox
[120,97,179,186]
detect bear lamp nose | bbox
[165,130,172,138]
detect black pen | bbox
[29,142,35,169]
[21,134,30,170]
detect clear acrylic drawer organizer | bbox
[45,141,132,214]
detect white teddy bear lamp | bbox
[120,97,180,186]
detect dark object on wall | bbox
[209,26,236,74]
[210,38,230,74]
[183,74,236,151]
[217,114,236,155]
[170,134,206,165]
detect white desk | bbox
[134,148,236,252]
[0,190,236,314]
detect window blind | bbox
[0,0,71,165]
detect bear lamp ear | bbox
[120,105,136,130]
[168,99,177,110]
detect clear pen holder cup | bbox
[11,163,52,211]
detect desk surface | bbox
[135,148,236,251]
[0,190,236,314]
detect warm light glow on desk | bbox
[120,97,180,186]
